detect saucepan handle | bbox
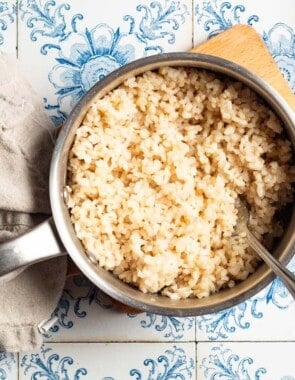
[0,217,67,279]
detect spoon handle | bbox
[246,230,295,299]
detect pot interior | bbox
[50,52,295,316]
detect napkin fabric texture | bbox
[0,52,67,352]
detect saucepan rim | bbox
[50,52,295,316]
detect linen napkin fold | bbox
[0,52,67,352]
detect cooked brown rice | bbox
[66,67,294,299]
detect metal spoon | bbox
[236,199,295,299]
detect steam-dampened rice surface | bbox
[66,67,294,299]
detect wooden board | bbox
[191,24,295,111]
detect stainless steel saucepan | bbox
[1,53,294,316]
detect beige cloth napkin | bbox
[0,52,67,352]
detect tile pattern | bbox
[18,0,192,124]
[194,0,295,91]
[196,256,295,342]
[197,342,295,379]
[1,0,295,378]
[0,0,16,54]
[44,275,196,342]
[20,343,196,379]
[0,352,17,380]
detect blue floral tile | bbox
[44,275,195,342]
[18,0,192,125]
[0,351,18,380]
[194,0,295,42]
[193,0,295,92]
[196,257,295,341]
[193,0,260,43]
[0,0,16,54]
[263,22,295,92]
[126,312,195,341]
[197,342,295,379]
[20,343,196,379]
[20,345,87,380]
